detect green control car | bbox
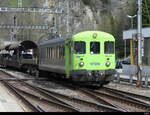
[39,31,116,86]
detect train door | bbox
[65,41,72,78]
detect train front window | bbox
[105,41,115,54]
[74,41,86,54]
[90,42,100,54]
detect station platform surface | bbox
[116,69,150,83]
[0,82,26,112]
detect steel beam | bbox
[0,7,62,14]
[0,24,49,30]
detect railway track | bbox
[2,80,46,112]
[24,82,122,112]
[0,70,122,112]
[82,88,150,112]
[102,87,150,105]
[1,80,79,112]
[0,69,150,112]
[38,74,150,112]
[3,81,80,112]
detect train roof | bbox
[38,37,67,46]
[38,31,115,47]
[72,31,115,41]
[0,40,37,51]
[9,43,20,50]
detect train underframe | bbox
[71,69,116,86]
[20,64,38,76]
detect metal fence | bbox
[115,65,150,87]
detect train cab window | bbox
[104,41,115,54]
[74,41,86,54]
[90,42,100,54]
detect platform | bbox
[0,82,26,112]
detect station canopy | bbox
[123,27,150,40]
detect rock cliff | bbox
[44,0,136,38]
[0,0,136,43]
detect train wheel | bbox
[31,67,37,76]
[3,64,7,68]
[38,70,46,77]
[35,70,39,78]
[3,62,7,68]
[27,67,31,75]
[98,82,104,87]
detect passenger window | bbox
[105,41,115,54]
[74,42,86,54]
[90,42,100,54]
[59,46,65,57]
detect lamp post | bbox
[127,15,137,65]
[127,15,137,29]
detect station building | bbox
[123,27,150,66]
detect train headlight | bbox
[105,61,111,67]
[79,62,84,67]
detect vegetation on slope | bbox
[143,0,150,27]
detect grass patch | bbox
[9,0,17,7]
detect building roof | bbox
[123,27,150,40]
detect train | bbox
[0,31,116,86]
[0,41,38,75]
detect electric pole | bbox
[127,15,137,65]
[10,16,18,41]
[137,0,143,88]
[66,0,70,36]
[18,0,22,7]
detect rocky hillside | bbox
[0,0,136,57]
[43,0,136,57]
[44,0,136,38]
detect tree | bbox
[142,0,150,27]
